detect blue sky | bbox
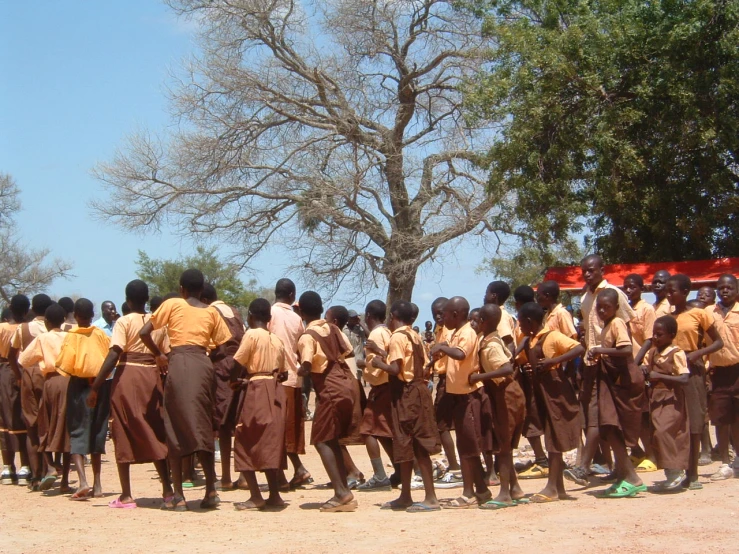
[0,1,496,322]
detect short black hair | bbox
[518,302,544,324]
[390,300,414,324]
[121,301,131,315]
[469,307,481,317]
[44,303,66,328]
[718,274,738,286]
[668,273,691,293]
[581,254,604,268]
[180,268,205,294]
[624,273,644,288]
[431,297,448,310]
[487,281,510,303]
[163,292,180,301]
[125,279,149,304]
[654,315,677,336]
[513,285,535,304]
[74,298,95,320]
[58,297,74,315]
[538,280,560,299]
[31,294,53,316]
[298,291,323,319]
[687,299,706,309]
[149,295,164,313]
[365,299,386,321]
[275,278,296,299]
[597,288,619,305]
[200,282,217,303]
[10,294,30,320]
[410,303,419,323]
[248,298,272,321]
[1,308,11,322]
[329,305,350,329]
[101,300,115,309]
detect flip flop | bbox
[234,500,265,511]
[182,481,195,489]
[442,496,477,509]
[70,487,92,501]
[512,498,530,505]
[380,500,412,511]
[474,490,493,504]
[406,502,441,513]
[109,498,137,509]
[289,473,314,489]
[200,494,221,510]
[320,498,358,512]
[636,459,658,473]
[530,493,558,503]
[39,475,57,491]
[479,500,515,510]
[160,495,188,512]
[601,480,647,498]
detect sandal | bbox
[530,493,558,503]
[160,495,188,511]
[380,500,412,511]
[442,495,477,509]
[289,473,314,489]
[319,498,358,512]
[200,494,221,510]
[70,487,92,501]
[406,502,441,513]
[479,499,515,510]
[39,475,57,491]
[109,498,137,509]
[600,480,647,498]
[234,500,265,511]
[636,459,658,473]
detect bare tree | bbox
[93,0,511,305]
[0,174,73,303]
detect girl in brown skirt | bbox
[141,269,232,512]
[646,316,690,492]
[230,298,288,511]
[88,280,173,509]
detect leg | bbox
[528,435,547,463]
[414,448,440,508]
[196,450,218,500]
[117,462,133,504]
[287,452,310,483]
[170,452,184,497]
[153,459,174,499]
[384,460,413,508]
[340,445,363,483]
[604,427,641,486]
[494,451,515,503]
[44,452,58,478]
[25,429,42,485]
[218,425,233,485]
[537,452,562,499]
[265,469,285,506]
[579,426,600,470]
[91,453,103,497]
[459,456,476,500]
[363,435,388,484]
[70,453,89,493]
[439,430,460,471]
[717,424,732,464]
[242,470,265,508]
[60,452,71,492]
[688,433,701,483]
[315,439,353,504]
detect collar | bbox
[306,319,326,329]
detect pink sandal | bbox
[108,498,137,509]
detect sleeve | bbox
[387,333,405,365]
[10,326,21,349]
[497,312,514,340]
[480,341,510,372]
[339,331,354,357]
[297,333,315,365]
[642,306,657,341]
[150,300,173,331]
[611,319,633,347]
[55,335,77,373]
[559,310,578,338]
[110,317,128,350]
[549,331,581,358]
[209,310,232,347]
[673,350,689,375]
[18,336,42,367]
[233,331,254,367]
[616,288,637,323]
[455,327,478,358]
[699,309,715,333]
[646,348,656,371]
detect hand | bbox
[686,351,701,364]
[365,340,382,355]
[468,373,480,385]
[277,371,288,383]
[521,363,533,376]
[356,359,366,369]
[429,342,447,357]
[298,366,309,377]
[648,371,662,381]
[229,378,246,391]
[86,389,98,409]
[537,359,555,371]
[155,353,169,376]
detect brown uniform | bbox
[359,325,393,439]
[0,321,23,451]
[209,302,246,431]
[706,302,739,425]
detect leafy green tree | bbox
[465,0,739,263]
[135,246,259,308]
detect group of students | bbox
[0,255,737,513]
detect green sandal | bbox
[601,480,647,498]
[479,500,515,510]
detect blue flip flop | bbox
[479,500,515,510]
[406,502,441,513]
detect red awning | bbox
[542,258,739,292]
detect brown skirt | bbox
[534,367,581,454]
[485,379,525,453]
[283,384,305,455]
[451,390,486,459]
[21,365,44,434]
[359,383,393,439]
[479,385,494,453]
[163,346,215,457]
[233,378,287,472]
[434,374,455,433]
[338,373,366,446]
[212,355,234,430]
[39,373,70,453]
[310,365,360,445]
[389,376,440,463]
[111,361,168,464]
[650,385,689,470]
[580,364,599,429]
[685,360,707,435]
[518,367,544,438]
[597,360,645,447]
[0,363,26,451]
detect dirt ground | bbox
[2,418,738,554]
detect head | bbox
[485,281,510,306]
[274,278,296,304]
[716,274,738,308]
[412,326,420,333]
[652,316,678,350]
[74,298,95,327]
[580,254,604,290]
[595,288,619,322]
[513,285,535,310]
[31,294,53,318]
[431,297,448,326]
[125,279,149,310]
[442,296,470,330]
[666,274,691,309]
[623,273,644,304]
[687,299,706,310]
[246,298,272,329]
[149,295,164,313]
[1,308,12,323]
[517,302,545,336]
[697,286,716,306]
[651,270,671,300]
[424,320,432,331]
[298,291,323,322]
[388,300,413,332]
[100,300,117,324]
[9,294,30,323]
[347,309,361,329]
[200,283,218,304]
[364,300,387,330]
[120,302,131,316]
[58,297,74,317]
[468,308,481,333]
[536,280,560,310]
[410,303,420,324]
[479,303,502,337]
[179,268,204,299]
[43,303,66,331]
[326,305,349,329]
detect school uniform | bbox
[705,302,739,426]
[654,298,672,318]
[544,304,577,339]
[647,345,690,470]
[209,301,246,431]
[630,299,656,415]
[14,318,48,452]
[522,329,581,454]
[596,319,645,446]
[232,328,287,472]
[445,322,485,459]
[55,327,111,455]
[673,308,714,435]
[359,325,393,439]
[108,314,169,464]
[17,329,69,454]
[269,302,306,455]
[298,320,359,445]
[150,298,231,457]
[478,333,525,453]
[0,321,23,452]
[432,325,454,433]
[386,325,440,463]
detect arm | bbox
[540,344,586,370]
[298,360,312,377]
[635,339,652,365]
[87,346,123,407]
[687,326,723,362]
[649,371,689,385]
[590,344,632,358]
[470,362,514,384]
[8,346,21,382]
[501,335,514,351]
[370,354,401,377]
[429,343,465,360]
[229,360,248,390]
[139,321,168,372]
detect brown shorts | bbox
[434,374,455,433]
[685,372,707,435]
[359,383,393,439]
[708,364,739,426]
[450,390,485,459]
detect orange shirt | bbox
[55,326,111,379]
[629,299,656,357]
[387,325,427,383]
[600,318,633,349]
[0,322,19,358]
[653,298,672,318]
[297,320,353,374]
[647,345,689,376]
[581,279,635,355]
[111,313,170,365]
[233,328,286,382]
[527,328,581,370]
[363,325,392,386]
[445,322,482,395]
[433,325,452,374]
[478,332,511,385]
[673,308,714,353]
[11,317,48,351]
[18,329,67,376]
[268,302,305,387]
[497,308,516,344]
[544,304,577,339]
[706,302,739,367]
[151,298,231,349]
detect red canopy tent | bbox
[542,257,739,292]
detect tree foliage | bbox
[465,0,739,263]
[135,246,260,307]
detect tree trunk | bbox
[385,266,418,310]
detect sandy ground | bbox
[2,421,738,553]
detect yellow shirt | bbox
[11,317,48,350]
[111,313,170,364]
[600,318,633,349]
[297,320,353,374]
[478,332,511,385]
[55,326,111,379]
[433,325,452,374]
[363,325,392,386]
[673,308,714,353]
[629,299,656,357]
[527,327,581,370]
[233,328,286,382]
[151,298,231,348]
[647,345,689,376]
[706,303,739,367]
[653,298,672,318]
[0,322,19,358]
[445,322,482,395]
[18,329,67,376]
[387,325,427,383]
[497,308,516,344]
[544,304,577,339]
